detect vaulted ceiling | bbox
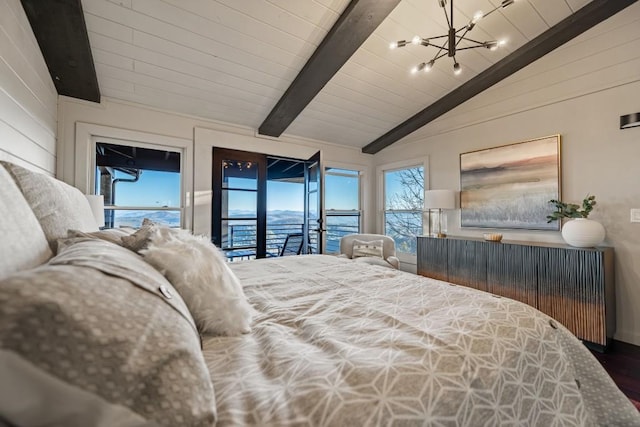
[21,0,638,153]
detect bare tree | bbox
[385,168,424,253]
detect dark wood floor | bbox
[591,340,640,405]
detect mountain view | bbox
[109,209,358,253]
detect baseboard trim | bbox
[614,330,640,348]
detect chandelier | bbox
[390,0,518,75]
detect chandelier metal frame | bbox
[391,0,517,75]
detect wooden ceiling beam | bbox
[362,0,638,154]
[258,0,401,138]
[20,0,100,103]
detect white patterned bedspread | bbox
[203,255,640,426]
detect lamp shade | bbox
[85,194,105,228]
[424,189,456,210]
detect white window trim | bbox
[74,123,194,231]
[376,157,429,264]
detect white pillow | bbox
[352,239,384,259]
[127,223,252,337]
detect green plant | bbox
[546,195,596,223]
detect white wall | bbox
[57,96,375,236]
[0,0,57,174]
[372,4,640,346]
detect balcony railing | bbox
[223,221,359,260]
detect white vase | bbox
[561,218,605,247]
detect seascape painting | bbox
[460,135,560,230]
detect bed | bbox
[2,159,639,426]
[203,254,640,426]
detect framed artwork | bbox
[460,135,561,230]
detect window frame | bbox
[324,166,363,254]
[377,157,429,264]
[74,123,193,230]
[95,138,184,229]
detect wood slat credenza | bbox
[417,236,615,350]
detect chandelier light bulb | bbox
[390,40,408,50]
[425,60,435,72]
[412,62,427,74]
[392,0,519,77]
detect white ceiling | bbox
[83,0,591,149]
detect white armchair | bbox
[339,234,399,269]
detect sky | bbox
[384,166,424,208]
[104,169,181,207]
[110,169,361,212]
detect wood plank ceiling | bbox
[31,0,639,153]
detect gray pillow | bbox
[1,161,98,251]
[0,166,52,279]
[0,239,216,426]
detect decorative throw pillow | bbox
[67,227,136,246]
[352,239,384,259]
[126,222,253,337]
[120,218,171,252]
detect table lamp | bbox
[424,189,456,238]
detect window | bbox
[383,165,424,255]
[325,167,361,253]
[95,141,183,228]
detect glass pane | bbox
[325,214,360,253]
[325,172,359,210]
[384,166,424,210]
[221,219,256,250]
[222,160,257,190]
[96,143,181,209]
[307,190,318,220]
[222,190,257,218]
[107,169,181,208]
[384,211,422,254]
[267,181,303,212]
[105,209,181,228]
